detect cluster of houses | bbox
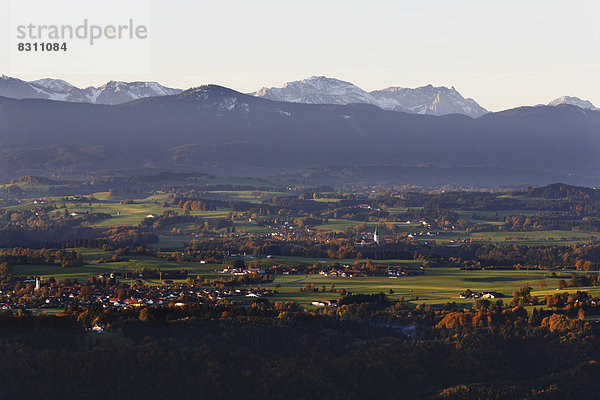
[459,290,504,299]
[98,269,188,281]
[407,231,440,239]
[263,263,424,278]
[318,269,366,277]
[266,221,316,240]
[311,300,338,307]
[0,279,274,311]
[387,266,425,277]
[221,267,266,275]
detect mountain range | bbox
[253,76,489,118]
[0,74,181,105]
[1,74,596,116]
[0,84,598,187]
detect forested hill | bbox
[527,183,600,200]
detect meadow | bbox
[263,267,592,306]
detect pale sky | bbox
[1,0,598,111]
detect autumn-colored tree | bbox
[0,262,12,281]
[541,313,571,332]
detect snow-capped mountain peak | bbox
[253,77,488,118]
[92,80,182,104]
[548,96,598,111]
[0,75,182,105]
[31,78,76,92]
[370,84,487,118]
[254,76,380,107]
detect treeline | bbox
[182,236,600,269]
[175,198,218,211]
[0,247,84,268]
[7,175,60,185]
[62,235,161,252]
[504,213,600,233]
[0,216,158,248]
[527,183,600,201]
[99,227,159,247]
[447,242,600,269]
[209,273,273,287]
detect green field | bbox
[263,267,575,306]
[233,221,274,234]
[56,197,233,228]
[456,209,539,224]
[433,229,599,245]
[13,250,223,284]
[149,235,193,249]
[202,190,289,203]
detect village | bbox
[220,260,425,278]
[0,276,274,311]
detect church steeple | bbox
[373,227,380,244]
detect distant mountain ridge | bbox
[548,95,598,111]
[0,74,182,105]
[253,76,489,118]
[0,84,598,187]
[0,74,597,116]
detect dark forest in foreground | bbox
[2,299,600,400]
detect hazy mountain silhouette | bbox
[0,86,598,186]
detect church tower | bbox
[373,228,380,244]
